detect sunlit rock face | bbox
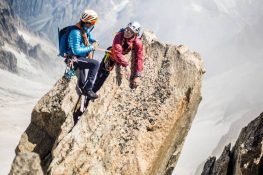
[9,152,44,175]
[201,112,263,175]
[11,31,204,175]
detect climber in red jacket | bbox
[111,21,144,78]
[93,21,144,92]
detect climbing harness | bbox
[64,56,78,80]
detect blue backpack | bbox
[58,25,79,57]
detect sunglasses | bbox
[85,19,97,26]
[125,27,135,34]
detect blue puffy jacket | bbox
[68,27,96,57]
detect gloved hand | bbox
[93,42,99,50]
[131,77,140,88]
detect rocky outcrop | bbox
[0,49,17,72]
[201,112,263,175]
[9,152,44,175]
[11,31,205,175]
[201,144,231,175]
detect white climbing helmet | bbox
[80,9,98,24]
[127,21,141,34]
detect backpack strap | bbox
[75,23,89,46]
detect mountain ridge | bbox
[201,112,263,175]
[9,31,205,175]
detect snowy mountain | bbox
[1,0,64,79]
[0,0,23,72]
[0,1,64,174]
[7,0,129,45]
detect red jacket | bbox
[111,31,144,76]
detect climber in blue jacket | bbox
[67,9,100,99]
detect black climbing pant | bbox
[73,57,100,91]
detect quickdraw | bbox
[103,47,115,71]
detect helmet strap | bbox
[80,21,86,28]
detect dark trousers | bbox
[92,58,111,93]
[92,46,115,93]
[74,57,100,90]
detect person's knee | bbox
[92,59,100,69]
[96,60,100,67]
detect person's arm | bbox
[112,33,129,67]
[68,30,94,56]
[134,38,144,77]
[88,32,97,44]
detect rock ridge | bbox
[201,112,263,175]
[10,31,205,175]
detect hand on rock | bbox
[131,77,140,88]
[125,67,131,79]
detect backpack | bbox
[58,25,79,57]
[58,25,95,57]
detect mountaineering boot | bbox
[82,89,98,99]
